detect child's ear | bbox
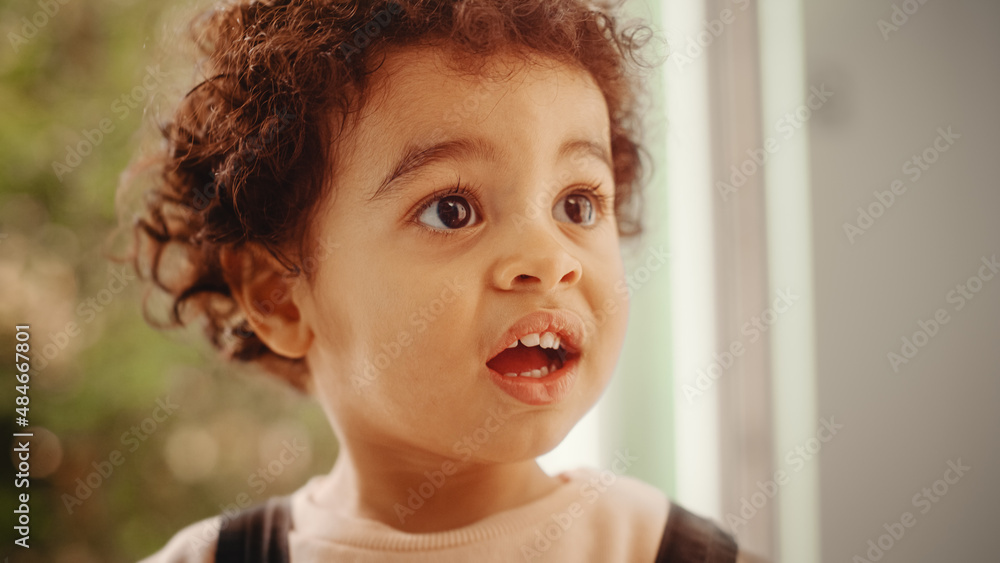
[219,243,313,359]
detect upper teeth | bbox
[507,331,561,350]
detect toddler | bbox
[127,0,759,561]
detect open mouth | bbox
[486,331,577,379]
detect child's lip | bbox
[485,355,580,406]
[486,309,585,363]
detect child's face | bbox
[294,45,629,463]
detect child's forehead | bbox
[360,44,603,121]
[316,43,613,207]
[344,44,610,151]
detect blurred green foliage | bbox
[0,1,339,561]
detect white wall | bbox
[801,1,1000,561]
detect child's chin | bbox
[468,419,579,464]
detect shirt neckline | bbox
[290,467,591,552]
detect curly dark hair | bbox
[120,0,652,390]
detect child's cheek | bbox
[595,253,631,359]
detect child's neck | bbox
[316,443,563,533]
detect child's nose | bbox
[490,221,582,292]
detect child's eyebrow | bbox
[366,136,612,203]
[369,137,498,203]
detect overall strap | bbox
[654,501,738,563]
[215,495,293,563]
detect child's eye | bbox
[553,187,606,227]
[416,194,480,230]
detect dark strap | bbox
[654,501,738,563]
[215,495,293,563]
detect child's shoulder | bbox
[560,465,671,555]
[138,514,221,563]
[562,463,671,517]
[563,465,768,562]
